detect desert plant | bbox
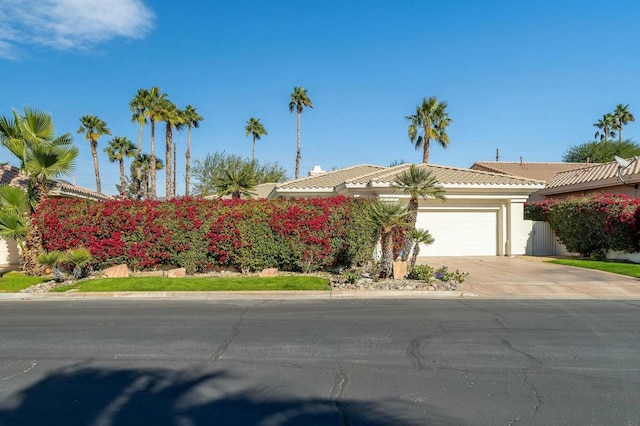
[409,264,434,282]
[341,269,360,284]
[64,247,93,279]
[37,250,63,269]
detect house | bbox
[0,164,110,266]
[269,163,545,257]
[470,161,594,201]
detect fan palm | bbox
[105,136,136,197]
[365,201,409,278]
[212,162,257,199]
[77,115,111,193]
[406,96,451,163]
[391,165,445,260]
[245,117,267,163]
[157,99,183,199]
[0,186,28,253]
[289,86,313,179]
[593,113,617,142]
[131,154,164,199]
[613,104,635,143]
[144,86,168,198]
[181,105,203,197]
[406,228,435,270]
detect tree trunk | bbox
[91,139,102,193]
[295,111,301,179]
[136,123,144,199]
[119,158,126,198]
[409,242,420,271]
[400,197,418,261]
[185,126,191,197]
[380,231,394,278]
[150,119,156,199]
[165,123,172,200]
[422,135,430,164]
[252,135,256,164]
[173,139,177,197]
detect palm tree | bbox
[365,201,409,278]
[0,108,78,274]
[0,186,28,255]
[77,115,111,193]
[131,154,164,199]
[407,228,435,271]
[129,89,149,156]
[613,104,635,143]
[244,117,267,163]
[406,96,451,163]
[157,99,183,199]
[594,113,617,142]
[181,105,203,197]
[289,86,313,179]
[391,165,446,261]
[104,136,135,197]
[212,161,257,199]
[144,86,168,198]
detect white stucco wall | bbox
[0,238,21,265]
[509,200,533,256]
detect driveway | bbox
[419,256,640,299]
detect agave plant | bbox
[64,247,92,279]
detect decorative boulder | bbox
[103,264,129,278]
[392,261,407,280]
[259,268,279,277]
[167,268,186,278]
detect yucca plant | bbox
[64,247,92,279]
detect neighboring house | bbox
[269,163,545,257]
[470,161,594,201]
[202,183,280,200]
[0,164,110,266]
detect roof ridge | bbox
[282,163,386,185]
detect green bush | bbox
[409,264,434,282]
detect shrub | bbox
[409,264,434,282]
[524,199,557,221]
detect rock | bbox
[167,268,186,278]
[102,264,129,278]
[259,268,279,277]
[392,261,407,279]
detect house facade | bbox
[269,163,545,257]
[0,165,110,266]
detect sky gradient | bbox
[2,0,640,195]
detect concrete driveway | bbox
[419,256,640,299]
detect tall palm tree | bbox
[77,115,110,193]
[406,96,451,163]
[129,88,149,156]
[181,105,203,197]
[131,154,164,199]
[365,201,409,278]
[0,108,78,274]
[613,104,635,143]
[104,136,135,197]
[391,165,446,261]
[406,228,435,271]
[144,86,168,198]
[157,99,183,199]
[594,113,617,142]
[244,117,267,163]
[289,86,313,179]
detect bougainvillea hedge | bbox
[35,196,377,273]
[525,193,640,257]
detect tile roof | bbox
[542,158,640,191]
[274,163,545,196]
[0,164,110,201]
[470,161,593,183]
[276,164,387,190]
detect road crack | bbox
[329,368,350,426]
[500,337,543,420]
[211,307,249,361]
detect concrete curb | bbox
[0,290,466,301]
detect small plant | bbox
[435,266,450,282]
[451,269,469,284]
[409,264,434,282]
[37,251,63,271]
[64,247,93,279]
[341,269,360,284]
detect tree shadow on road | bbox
[0,364,460,425]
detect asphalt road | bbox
[0,299,639,425]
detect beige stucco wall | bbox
[0,238,20,266]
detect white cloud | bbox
[0,0,155,58]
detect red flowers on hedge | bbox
[36,196,376,273]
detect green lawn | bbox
[0,272,50,292]
[53,276,330,292]
[547,259,640,278]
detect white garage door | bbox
[415,210,497,256]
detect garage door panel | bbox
[415,210,497,256]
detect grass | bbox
[547,258,640,278]
[52,276,330,292]
[0,271,50,292]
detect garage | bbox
[415,209,498,256]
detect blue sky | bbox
[2,0,640,195]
